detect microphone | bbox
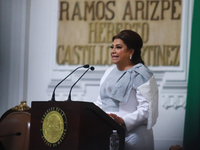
[67,66,95,101]
[0,132,21,137]
[50,64,90,101]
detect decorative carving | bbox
[162,95,186,109]
[12,101,30,111]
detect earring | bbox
[130,55,132,59]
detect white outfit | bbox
[95,64,158,150]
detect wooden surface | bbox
[29,101,125,150]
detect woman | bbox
[95,30,158,150]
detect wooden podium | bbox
[29,101,125,150]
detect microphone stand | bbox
[67,66,95,101]
[50,64,89,101]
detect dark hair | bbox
[112,30,144,65]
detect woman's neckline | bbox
[116,65,134,71]
[116,65,133,72]
[116,63,142,72]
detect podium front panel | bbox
[29,101,125,150]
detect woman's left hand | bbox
[108,113,125,125]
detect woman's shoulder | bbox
[132,63,153,77]
[130,63,154,88]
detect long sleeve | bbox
[122,88,149,132]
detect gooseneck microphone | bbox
[0,132,21,137]
[67,66,95,101]
[50,64,90,101]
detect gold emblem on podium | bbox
[41,107,67,147]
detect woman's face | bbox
[110,38,134,69]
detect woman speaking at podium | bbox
[95,30,159,150]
